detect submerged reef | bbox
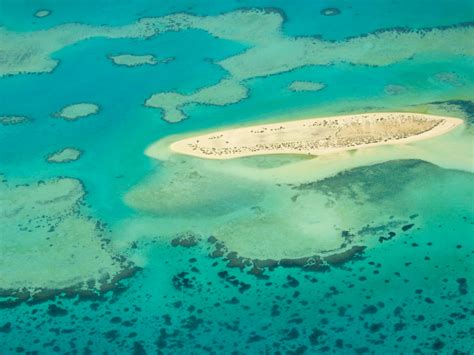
[108,54,166,67]
[433,71,465,87]
[0,115,31,126]
[55,103,100,120]
[46,147,82,163]
[288,81,326,92]
[126,157,473,265]
[34,9,51,18]
[170,232,367,279]
[144,10,474,122]
[293,159,441,203]
[152,158,474,286]
[384,84,407,95]
[0,176,137,306]
[145,78,249,123]
[1,8,473,121]
[320,8,341,16]
[426,99,474,125]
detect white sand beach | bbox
[150,112,463,160]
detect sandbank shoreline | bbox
[148,112,464,160]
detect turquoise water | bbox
[1,1,473,354]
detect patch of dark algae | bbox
[170,232,366,279]
[428,99,474,124]
[171,231,200,247]
[0,264,141,309]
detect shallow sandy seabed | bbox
[0,176,131,296]
[55,103,100,120]
[46,147,82,163]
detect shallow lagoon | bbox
[0,0,473,353]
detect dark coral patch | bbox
[401,224,415,232]
[432,338,445,350]
[172,272,195,290]
[0,322,12,333]
[171,232,200,247]
[456,278,468,295]
[309,328,326,345]
[204,234,368,278]
[324,246,366,266]
[47,304,68,317]
[428,99,474,124]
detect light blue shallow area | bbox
[0,0,473,353]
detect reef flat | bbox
[1,8,473,122]
[46,147,82,163]
[124,156,473,268]
[142,10,474,122]
[108,54,159,67]
[0,176,135,304]
[0,115,30,126]
[150,112,462,159]
[288,81,326,92]
[55,103,99,120]
[34,9,51,18]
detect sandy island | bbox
[150,112,463,160]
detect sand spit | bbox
[156,113,463,160]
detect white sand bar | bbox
[164,113,463,160]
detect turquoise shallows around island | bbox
[0,0,473,353]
